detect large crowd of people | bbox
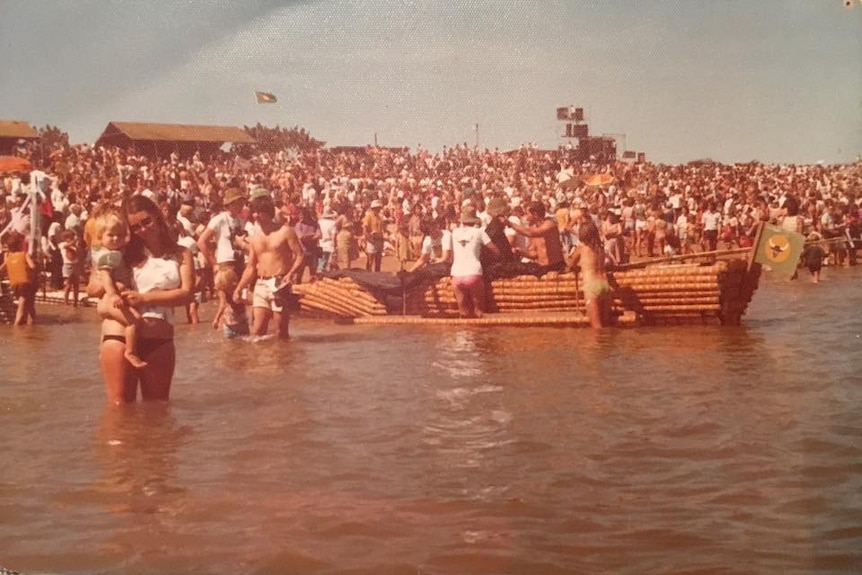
[1,140,861,399]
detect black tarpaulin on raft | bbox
[318,263,451,296]
[318,260,550,297]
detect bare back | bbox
[575,243,607,284]
[533,220,565,267]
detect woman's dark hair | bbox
[123,194,178,266]
[528,201,546,218]
[419,217,438,236]
[3,230,24,250]
[784,194,800,216]
[301,207,317,222]
[578,219,603,254]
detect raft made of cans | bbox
[292,258,762,327]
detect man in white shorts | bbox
[234,195,304,338]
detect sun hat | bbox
[250,187,271,200]
[370,199,383,209]
[460,205,481,225]
[223,187,246,206]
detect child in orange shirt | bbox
[0,230,37,325]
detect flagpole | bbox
[747,222,767,273]
[614,246,753,271]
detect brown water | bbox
[2,268,861,575]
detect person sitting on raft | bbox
[507,201,566,275]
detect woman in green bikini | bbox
[570,220,611,328]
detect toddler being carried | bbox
[92,208,147,368]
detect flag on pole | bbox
[753,223,805,276]
[255,91,277,104]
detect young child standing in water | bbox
[59,229,80,306]
[0,230,37,325]
[211,264,249,338]
[91,208,147,368]
[799,232,827,283]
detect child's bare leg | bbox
[123,321,147,368]
[14,296,26,326]
[98,297,147,367]
[121,306,146,368]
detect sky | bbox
[1,0,860,165]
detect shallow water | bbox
[1,267,861,574]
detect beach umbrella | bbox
[0,156,33,175]
[558,173,581,189]
[583,173,616,188]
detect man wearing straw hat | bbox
[362,199,385,272]
[198,187,248,281]
[450,205,498,318]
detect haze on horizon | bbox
[1,0,860,165]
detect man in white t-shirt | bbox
[450,206,499,318]
[176,202,196,238]
[701,202,722,252]
[197,187,248,279]
[51,184,69,219]
[64,203,82,234]
[318,207,339,272]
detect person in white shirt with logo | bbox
[449,206,499,318]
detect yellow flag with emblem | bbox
[753,223,805,276]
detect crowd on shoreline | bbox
[2,142,862,309]
[2,141,860,401]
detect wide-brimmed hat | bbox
[460,205,481,225]
[250,187,271,200]
[370,199,383,209]
[486,197,510,217]
[223,187,246,206]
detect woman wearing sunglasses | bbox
[88,195,194,404]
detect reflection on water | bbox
[1,267,861,573]
[94,404,189,510]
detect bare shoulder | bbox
[279,225,301,243]
[174,245,190,259]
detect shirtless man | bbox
[507,201,566,273]
[233,196,304,338]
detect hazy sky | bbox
[1,0,860,164]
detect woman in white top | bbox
[88,195,194,404]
